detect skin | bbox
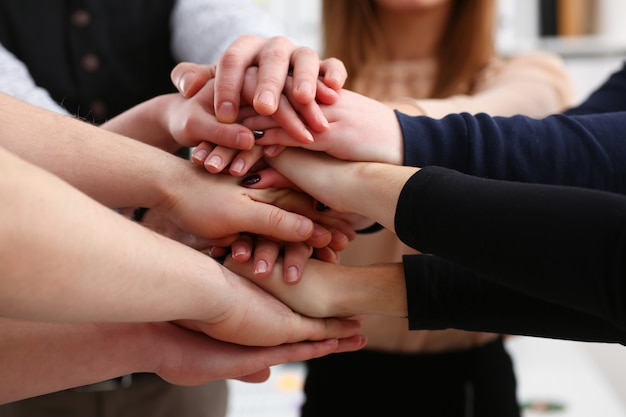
[0,92,349,249]
[0,319,365,405]
[222,148,414,320]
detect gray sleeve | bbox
[0,43,69,115]
[170,0,287,64]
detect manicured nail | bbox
[205,155,222,170]
[316,202,330,212]
[241,174,261,186]
[302,128,314,143]
[285,266,300,283]
[232,245,247,260]
[254,260,268,275]
[252,130,265,139]
[178,72,195,96]
[192,148,208,163]
[230,159,245,174]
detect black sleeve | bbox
[395,166,626,337]
[403,254,626,344]
[397,110,626,193]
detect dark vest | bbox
[0,0,177,123]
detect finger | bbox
[234,336,366,382]
[252,237,282,278]
[241,168,300,190]
[171,103,257,150]
[262,93,314,144]
[229,145,265,177]
[312,246,339,264]
[204,146,239,173]
[326,228,351,252]
[281,77,330,132]
[191,142,216,166]
[253,36,296,116]
[208,246,229,259]
[230,234,254,262]
[171,62,216,98]
[234,368,271,383]
[290,46,322,105]
[315,80,340,105]
[304,224,333,249]
[244,206,315,242]
[319,57,347,91]
[282,242,313,284]
[214,34,265,123]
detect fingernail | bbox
[232,246,247,260]
[316,202,330,212]
[218,102,237,122]
[230,158,245,174]
[258,91,276,108]
[297,219,313,237]
[192,148,209,163]
[285,266,300,283]
[302,128,314,143]
[254,259,268,275]
[241,174,261,186]
[296,81,314,96]
[205,155,222,170]
[252,130,265,139]
[264,145,281,158]
[236,132,254,149]
[317,113,330,129]
[178,72,195,96]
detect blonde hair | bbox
[322,0,496,98]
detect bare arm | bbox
[0,318,365,405]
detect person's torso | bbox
[0,0,177,122]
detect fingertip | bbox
[254,90,278,115]
[216,101,238,123]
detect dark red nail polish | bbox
[316,201,330,212]
[242,174,261,186]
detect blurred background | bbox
[227,1,626,416]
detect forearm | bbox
[396,166,626,328]
[0,93,184,209]
[398,111,626,192]
[0,319,157,404]
[269,149,418,232]
[404,255,626,344]
[0,146,229,322]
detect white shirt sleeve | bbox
[170,0,287,64]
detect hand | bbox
[211,231,345,284]
[224,256,408,319]
[148,322,366,385]
[171,66,338,174]
[173,266,362,347]
[258,148,419,233]
[246,87,405,165]
[158,165,353,248]
[170,35,347,122]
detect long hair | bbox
[321,0,496,98]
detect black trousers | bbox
[301,337,520,417]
